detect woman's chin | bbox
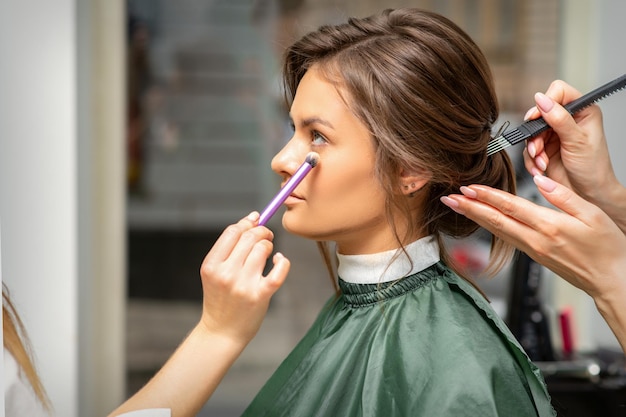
[281,214,317,240]
[282,214,304,235]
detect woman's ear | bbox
[399,168,431,197]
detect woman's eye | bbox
[312,131,327,146]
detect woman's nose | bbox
[271,138,305,178]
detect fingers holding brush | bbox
[108,213,291,417]
[205,211,264,262]
[199,212,290,344]
[195,152,321,345]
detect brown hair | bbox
[3,285,51,410]
[283,8,515,287]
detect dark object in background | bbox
[507,249,555,362]
[541,349,626,417]
[127,229,220,301]
[128,229,276,301]
[507,239,626,416]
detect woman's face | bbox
[271,66,398,255]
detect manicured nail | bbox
[247,211,260,221]
[523,106,538,121]
[535,157,547,172]
[440,196,464,214]
[527,141,536,158]
[459,186,478,199]
[533,174,557,193]
[535,92,554,113]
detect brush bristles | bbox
[305,152,320,167]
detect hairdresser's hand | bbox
[199,211,290,345]
[522,80,626,232]
[442,176,626,298]
[441,177,626,351]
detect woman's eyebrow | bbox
[289,115,335,130]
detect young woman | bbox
[237,8,554,417]
[112,8,556,416]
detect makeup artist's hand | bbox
[199,210,290,344]
[440,176,626,353]
[523,79,626,233]
[109,212,290,417]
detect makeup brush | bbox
[258,152,320,226]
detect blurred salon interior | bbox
[1,0,625,416]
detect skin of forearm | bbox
[108,323,247,417]
[595,291,626,355]
[597,182,626,235]
[589,181,626,353]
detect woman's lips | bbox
[284,192,304,205]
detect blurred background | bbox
[1,1,625,416]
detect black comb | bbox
[487,73,626,156]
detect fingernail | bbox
[535,157,547,172]
[247,211,260,221]
[535,92,554,113]
[527,141,536,158]
[523,107,538,121]
[440,196,464,214]
[459,186,477,199]
[533,174,557,192]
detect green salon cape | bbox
[242,262,556,417]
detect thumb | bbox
[262,252,290,297]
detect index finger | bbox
[523,79,583,125]
[525,80,584,158]
[441,186,552,252]
[204,211,262,263]
[461,184,556,233]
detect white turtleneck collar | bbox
[337,236,440,284]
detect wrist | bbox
[193,320,250,354]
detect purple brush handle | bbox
[258,161,313,226]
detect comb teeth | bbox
[486,136,511,156]
[486,125,540,155]
[573,82,626,112]
[486,126,539,156]
[601,81,625,96]
[597,84,626,100]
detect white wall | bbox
[597,2,626,185]
[0,0,125,416]
[0,1,79,415]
